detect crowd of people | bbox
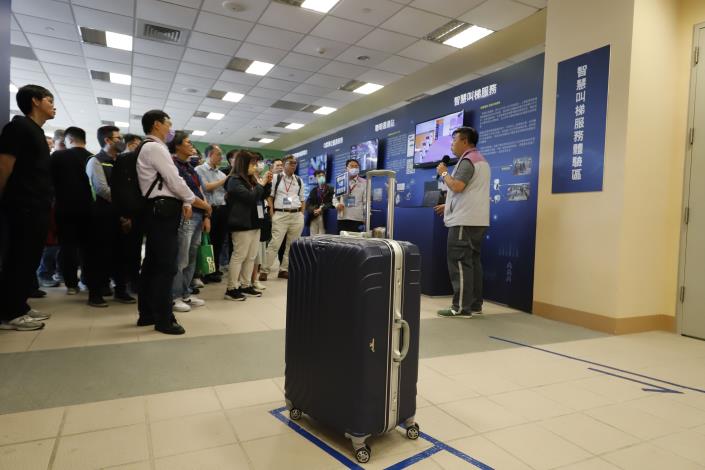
[0,84,369,335]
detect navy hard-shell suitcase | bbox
[284,170,422,464]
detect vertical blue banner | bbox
[552,45,610,193]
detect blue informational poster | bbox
[552,45,610,193]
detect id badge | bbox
[344,196,356,208]
[283,196,292,207]
[257,205,264,219]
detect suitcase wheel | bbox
[406,424,420,440]
[289,408,303,421]
[354,445,371,464]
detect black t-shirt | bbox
[50,147,93,216]
[0,115,53,210]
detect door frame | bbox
[676,22,705,336]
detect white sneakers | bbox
[174,296,206,312]
[27,309,51,320]
[0,314,45,331]
[253,280,267,290]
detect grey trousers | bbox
[447,225,487,313]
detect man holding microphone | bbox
[435,127,490,318]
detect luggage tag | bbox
[257,205,264,219]
[344,195,356,207]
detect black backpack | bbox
[110,139,161,217]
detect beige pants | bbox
[262,211,304,274]
[227,229,260,289]
[309,215,325,235]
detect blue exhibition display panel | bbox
[294,54,545,312]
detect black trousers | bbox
[337,219,364,233]
[209,205,228,272]
[0,207,50,322]
[56,212,93,289]
[138,203,180,328]
[447,226,486,313]
[91,211,128,294]
[123,214,144,289]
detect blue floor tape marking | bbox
[489,336,705,395]
[270,406,494,469]
[588,368,683,394]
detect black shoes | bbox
[136,317,154,326]
[224,288,246,301]
[155,322,185,335]
[114,291,137,304]
[204,273,222,283]
[29,289,47,298]
[88,296,109,308]
[240,286,263,297]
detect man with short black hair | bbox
[123,134,142,153]
[435,126,490,318]
[333,159,366,233]
[196,144,227,283]
[137,109,196,335]
[0,84,56,330]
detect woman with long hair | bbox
[224,151,273,301]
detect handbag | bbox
[197,232,216,275]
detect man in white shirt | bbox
[260,155,304,281]
[136,110,196,335]
[333,159,367,233]
[195,145,228,283]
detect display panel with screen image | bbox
[349,139,379,174]
[307,154,328,184]
[413,110,464,167]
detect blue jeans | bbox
[36,245,60,280]
[172,211,203,299]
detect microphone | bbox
[437,155,451,179]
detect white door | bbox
[682,26,705,340]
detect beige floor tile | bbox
[28,328,92,351]
[412,406,475,442]
[450,371,524,396]
[150,411,236,458]
[556,457,621,469]
[272,376,285,393]
[417,369,480,405]
[439,397,527,433]
[52,423,149,470]
[63,396,145,435]
[225,402,290,442]
[0,407,64,445]
[603,442,703,470]
[416,394,432,408]
[540,413,639,454]
[628,395,705,428]
[219,313,271,334]
[104,462,152,470]
[215,379,284,410]
[486,423,591,470]
[585,403,684,440]
[365,451,443,470]
[695,424,705,436]
[432,435,532,470]
[572,375,652,402]
[240,433,342,470]
[0,332,38,353]
[488,389,574,421]
[147,387,222,422]
[155,443,251,470]
[534,382,615,411]
[651,430,705,466]
[0,439,54,470]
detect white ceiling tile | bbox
[72,5,133,36]
[375,55,427,74]
[168,92,204,104]
[34,49,85,68]
[236,42,289,64]
[178,61,222,79]
[133,77,172,90]
[83,44,132,64]
[218,70,262,86]
[85,58,132,75]
[258,2,324,34]
[267,66,313,82]
[26,34,82,55]
[71,0,135,17]
[163,0,202,8]
[318,61,368,79]
[518,0,547,8]
[11,15,20,31]
[133,38,185,60]
[133,53,180,72]
[193,11,254,41]
[459,0,537,31]
[131,97,165,109]
[182,48,231,68]
[11,57,44,73]
[11,30,30,47]
[51,75,91,87]
[133,66,175,81]
[92,82,131,99]
[58,84,97,96]
[133,86,169,99]
[310,17,373,44]
[188,31,240,55]
[335,46,390,67]
[356,29,417,54]
[174,73,215,88]
[201,0,269,22]
[380,7,450,38]
[410,0,484,17]
[261,108,293,118]
[200,97,234,112]
[330,0,404,26]
[279,52,329,73]
[356,68,403,85]
[257,77,299,92]
[215,82,251,95]
[245,25,304,51]
[324,90,359,103]
[136,0,198,30]
[398,40,456,63]
[14,15,79,41]
[249,87,288,100]
[42,63,88,78]
[304,73,345,89]
[11,70,50,83]
[291,83,334,98]
[293,36,350,61]
[12,0,73,23]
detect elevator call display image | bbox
[413,110,464,166]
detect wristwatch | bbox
[441,171,448,178]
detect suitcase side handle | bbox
[396,319,411,362]
[365,170,396,239]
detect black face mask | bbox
[114,139,126,153]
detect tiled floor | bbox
[2,279,705,469]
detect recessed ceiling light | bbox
[9,83,18,93]
[183,87,199,94]
[285,123,305,130]
[222,1,245,12]
[109,72,131,86]
[112,99,130,108]
[105,31,133,51]
[314,106,336,115]
[301,0,339,13]
[192,130,207,136]
[443,25,493,49]
[245,61,274,76]
[115,121,129,128]
[223,91,244,103]
[259,138,274,143]
[207,112,224,120]
[353,83,384,95]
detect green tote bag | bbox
[197,232,216,275]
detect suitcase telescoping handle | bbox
[364,169,396,239]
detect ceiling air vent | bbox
[136,20,188,45]
[264,131,282,136]
[96,97,113,105]
[338,80,366,92]
[193,111,209,118]
[90,70,111,82]
[207,90,226,100]
[424,20,470,44]
[274,122,289,128]
[227,57,254,73]
[11,44,37,60]
[271,100,309,111]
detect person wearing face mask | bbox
[333,159,366,233]
[196,144,228,283]
[85,125,135,307]
[305,169,334,235]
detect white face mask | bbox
[348,168,359,177]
